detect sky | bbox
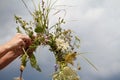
[0,0,120,80]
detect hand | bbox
[0,33,32,69]
[5,33,32,55]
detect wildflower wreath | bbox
[14,0,96,80]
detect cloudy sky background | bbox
[0,0,120,80]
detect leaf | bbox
[21,48,28,67]
[28,31,33,38]
[21,54,28,67]
[35,24,44,33]
[29,54,41,72]
[16,26,22,33]
[75,36,80,42]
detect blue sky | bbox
[0,0,120,80]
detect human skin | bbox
[0,33,31,70]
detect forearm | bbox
[0,44,10,58]
[0,51,20,70]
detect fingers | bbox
[17,33,31,41]
[16,33,32,47]
[2,33,32,57]
[12,33,32,55]
[18,38,26,48]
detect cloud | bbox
[83,8,104,21]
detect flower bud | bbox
[20,65,25,72]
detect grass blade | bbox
[80,54,98,71]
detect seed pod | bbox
[77,66,81,70]
[20,65,25,72]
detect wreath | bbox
[14,0,97,80]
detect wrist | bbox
[1,43,12,53]
[0,44,10,58]
[2,43,11,52]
